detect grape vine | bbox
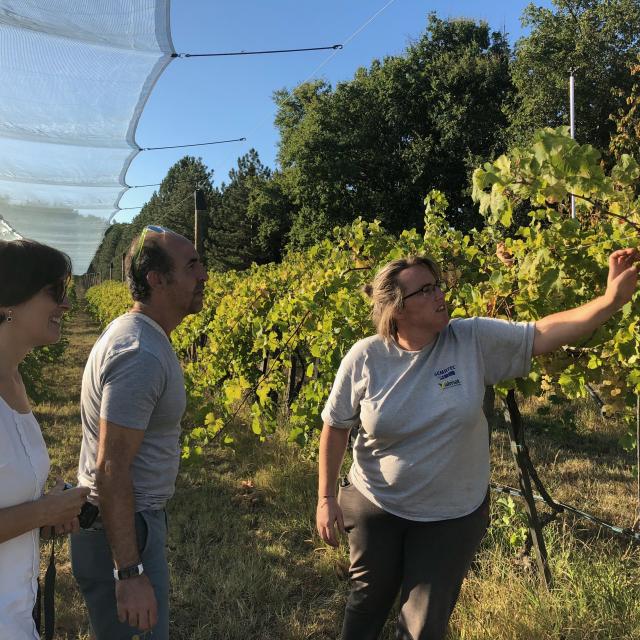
[85,128,640,453]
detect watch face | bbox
[115,563,143,580]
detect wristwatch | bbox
[113,562,144,581]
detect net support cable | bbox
[128,178,208,189]
[209,0,398,196]
[173,44,343,58]
[115,3,394,224]
[138,137,246,151]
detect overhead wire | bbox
[119,39,343,209]
[116,0,397,221]
[113,189,195,218]
[120,178,213,211]
[138,137,246,151]
[172,44,343,58]
[127,177,210,189]
[266,0,398,119]
[207,0,399,194]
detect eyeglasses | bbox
[402,281,447,301]
[45,277,69,304]
[134,225,169,265]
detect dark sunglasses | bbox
[45,277,69,304]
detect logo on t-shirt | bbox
[434,365,461,390]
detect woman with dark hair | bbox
[0,239,89,639]
[317,249,639,640]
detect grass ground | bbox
[36,308,640,639]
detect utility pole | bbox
[570,70,576,219]
[109,261,113,280]
[194,188,207,257]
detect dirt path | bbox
[34,307,102,640]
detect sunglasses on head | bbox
[134,225,170,265]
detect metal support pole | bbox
[570,71,576,219]
[504,390,553,589]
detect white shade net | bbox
[0,0,174,273]
[0,215,21,241]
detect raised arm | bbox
[96,419,157,632]
[533,248,639,356]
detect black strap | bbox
[43,538,56,640]
[33,577,41,634]
[33,537,57,639]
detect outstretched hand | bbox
[605,248,640,309]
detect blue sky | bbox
[117,0,553,222]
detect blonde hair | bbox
[363,256,441,339]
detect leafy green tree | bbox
[246,170,294,264]
[275,14,513,246]
[91,156,218,274]
[508,0,640,150]
[610,60,640,162]
[206,149,290,270]
[88,222,127,279]
[123,155,217,248]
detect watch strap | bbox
[113,562,144,581]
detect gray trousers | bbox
[338,481,489,640]
[70,509,169,640]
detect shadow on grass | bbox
[496,414,631,457]
[166,435,347,640]
[35,406,82,426]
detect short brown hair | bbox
[0,239,72,324]
[125,234,174,303]
[363,256,441,339]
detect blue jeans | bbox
[70,509,169,640]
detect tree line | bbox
[89,1,640,278]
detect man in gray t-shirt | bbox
[78,312,186,511]
[71,227,207,640]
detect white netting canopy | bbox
[0,0,174,273]
[0,215,21,241]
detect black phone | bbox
[62,482,99,529]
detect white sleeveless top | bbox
[0,395,50,640]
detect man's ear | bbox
[146,270,163,290]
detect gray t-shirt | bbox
[78,312,186,512]
[321,317,534,521]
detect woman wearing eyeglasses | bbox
[0,239,89,639]
[317,250,639,640]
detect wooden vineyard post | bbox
[503,389,552,589]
